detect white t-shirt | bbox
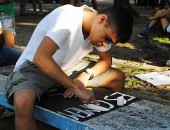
[14,5,111,72]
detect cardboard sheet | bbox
[135,70,170,86]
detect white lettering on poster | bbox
[56,92,135,121]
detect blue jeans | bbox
[0,46,22,66]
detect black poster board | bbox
[38,87,139,122]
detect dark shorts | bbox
[5,60,113,104]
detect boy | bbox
[5,5,133,130]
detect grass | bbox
[153,37,170,44]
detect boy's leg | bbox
[93,68,125,92]
[66,59,125,92]
[14,88,37,130]
[5,60,57,130]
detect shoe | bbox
[137,27,152,38]
[38,12,43,15]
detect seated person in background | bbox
[0,22,22,66]
[5,5,133,130]
[0,0,15,47]
[137,7,170,38]
[0,0,22,66]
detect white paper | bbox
[135,71,170,86]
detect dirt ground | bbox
[0,1,170,130]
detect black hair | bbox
[99,7,134,43]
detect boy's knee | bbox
[14,94,29,111]
[14,89,36,112]
[114,69,125,81]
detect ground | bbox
[0,1,170,130]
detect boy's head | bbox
[99,7,134,44]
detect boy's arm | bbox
[33,36,97,104]
[90,50,112,77]
[75,50,112,86]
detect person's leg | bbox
[32,0,37,13]
[5,60,56,129]
[0,14,15,47]
[20,0,27,15]
[160,17,169,31]
[3,31,14,47]
[0,46,22,66]
[14,88,37,130]
[148,10,162,28]
[86,68,125,92]
[38,0,43,13]
[137,9,161,37]
[66,59,125,92]
[96,69,125,92]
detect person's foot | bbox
[137,27,152,38]
[38,12,43,15]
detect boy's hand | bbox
[74,85,97,104]
[63,79,98,104]
[63,88,75,98]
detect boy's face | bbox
[89,15,117,48]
